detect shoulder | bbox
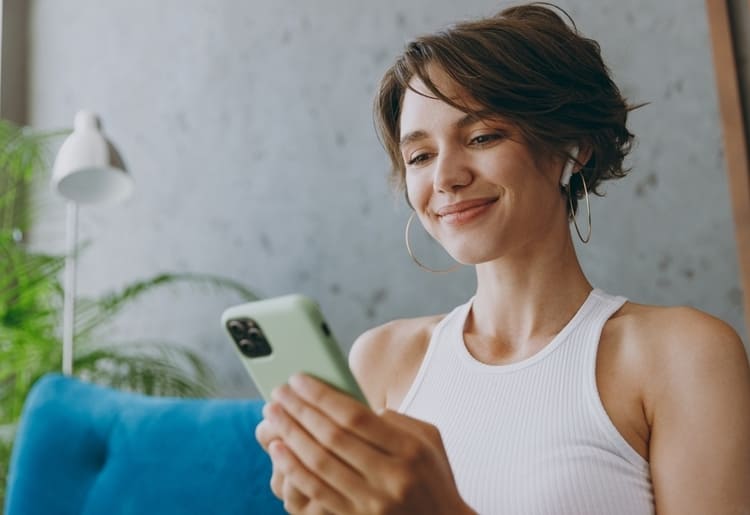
[607,302,749,419]
[610,301,744,358]
[609,304,750,509]
[349,314,445,411]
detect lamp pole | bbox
[62,202,78,375]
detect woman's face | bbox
[399,68,570,265]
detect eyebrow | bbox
[399,112,483,148]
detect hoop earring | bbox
[404,212,461,273]
[567,173,592,243]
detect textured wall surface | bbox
[27,0,746,396]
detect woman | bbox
[256,4,750,514]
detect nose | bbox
[433,146,472,193]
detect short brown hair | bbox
[374,2,638,212]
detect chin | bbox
[444,245,500,266]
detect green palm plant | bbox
[0,119,258,503]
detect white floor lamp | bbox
[51,110,133,375]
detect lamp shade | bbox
[51,110,133,205]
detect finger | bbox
[288,374,409,454]
[255,416,280,451]
[269,440,354,514]
[270,459,313,512]
[270,468,284,499]
[282,472,311,514]
[282,482,330,515]
[272,384,385,474]
[267,402,365,499]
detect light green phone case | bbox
[221,294,367,405]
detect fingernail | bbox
[273,384,295,403]
[265,403,280,422]
[270,386,282,401]
[269,440,285,458]
[289,373,307,391]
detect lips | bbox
[435,197,498,225]
[436,198,498,217]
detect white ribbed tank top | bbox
[398,289,654,515]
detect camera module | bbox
[226,317,272,358]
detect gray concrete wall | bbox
[26,0,747,397]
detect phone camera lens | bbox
[227,318,272,358]
[238,338,256,353]
[227,320,246,337]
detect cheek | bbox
[404,172,431,210]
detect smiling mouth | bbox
[436,198,498,225]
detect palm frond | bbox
[0,436,13,504]
[74,272,257,340]
[75,340,217,397]
[0,122,65,234]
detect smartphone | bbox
[221,294,368,406]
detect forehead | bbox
[399,65,489,136]
[401,79,469,132]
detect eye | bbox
[406,152,432,166]
[469,132,504,146]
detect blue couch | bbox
[4,374,285,514]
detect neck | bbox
[468,229,591,361]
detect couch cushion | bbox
[5,374,285,515]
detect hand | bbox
[256,409,313,511]
[261,374,474,515]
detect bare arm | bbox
[348,324,391,411]
[647,309,750,514]
[348,317,436,411]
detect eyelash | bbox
[470,131,507,146]
[405,132,504,166]
[407,153,431,166]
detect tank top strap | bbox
[397,298,472,413]
[578,290,648,469]
[586,288,628,322]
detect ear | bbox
[559,145,593,187]
[560,146,580,187]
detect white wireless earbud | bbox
[560,146,580,188]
